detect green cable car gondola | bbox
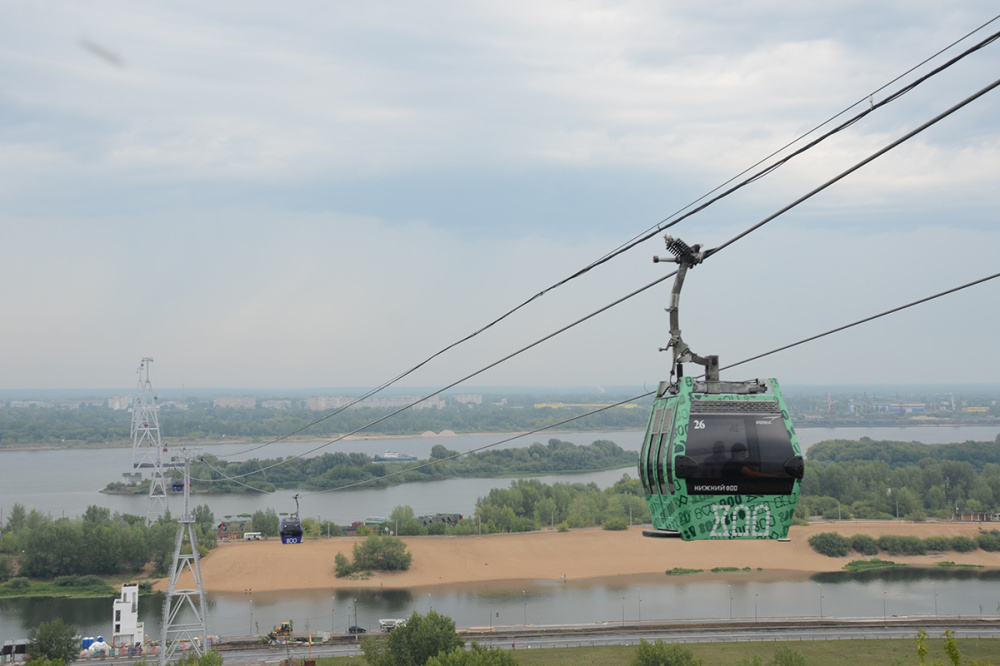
[639,236,803,540]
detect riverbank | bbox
[155,521,1000,594]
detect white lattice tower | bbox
[131,358,168,525]
[160,451,208,666]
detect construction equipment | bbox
[274,621,293,636]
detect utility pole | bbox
[131,358,168,525]
[160,450,207,666]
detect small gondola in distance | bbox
[638,235,804,541]
[280,494,304,544]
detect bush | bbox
[7,577,30,590]
[850,534,879,556]
[951,536,978,553]
[876,535,926,556]
[808,532,850,557]
[924,536,950,552]
[976,531,1000,552]
[632,639,705,666]
[602,517,628,531]
[352,535,412,571]
[334,552,353,578]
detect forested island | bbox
[104,438,637,494]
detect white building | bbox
[111,583,145,648]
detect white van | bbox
[379,619,406,632]
[244,532,262,541]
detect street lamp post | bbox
[637,588,642,624]
[883,591,887,625]
[728,585,733,620]
[934,586,939,616]
[818,583,823,618]
[754,594,758,624]
[332,597,336,633]
[522,590,527,626]
[250,599,254,636]
[354,598,359,641]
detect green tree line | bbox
[472,475,649,533]
[0,503,218,583]
[174,439,637,494]
[799,437,1000,520]
[0,401,647,447]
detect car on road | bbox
[348,626,366,634]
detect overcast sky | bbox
[1,2,999,392]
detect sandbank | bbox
[154,521,1000,595]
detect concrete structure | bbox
[112,584,145,649]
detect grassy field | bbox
[314,637,1000,665]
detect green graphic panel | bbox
[640,376,801,540]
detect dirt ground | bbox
[153,521,1000,594]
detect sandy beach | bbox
[155,521,1000,594]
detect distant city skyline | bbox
[2,3,999,390]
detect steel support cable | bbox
[209,267,1000,496]
[296,268,1000,496]
[199,270,677,482]
[200,74,1000,484]
[704,74,1000,260]
[588,25,1000,270]
[721,271,1000,374]
[528,22,1000,289]
[217,22,1000,461]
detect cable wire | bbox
[202,72,1000,484]
[218,19,1000,460]
[197,267,1000,497]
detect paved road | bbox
[82,618,1000,664]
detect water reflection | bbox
[814,567,1000,584]
[4,572,1000,640]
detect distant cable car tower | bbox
[131,358,168,525]
[160,449,208,666]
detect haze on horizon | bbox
[2,3,999,393]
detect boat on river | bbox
[373,451,418,462]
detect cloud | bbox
[1,1,998,389]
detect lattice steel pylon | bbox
[160,451,208,666]
[131,358,168,525]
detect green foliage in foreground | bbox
[315,636,1000,666]
[426,643,520,665]
[361,610,464,666]
[632,639,704,665]
[28,619,78,664]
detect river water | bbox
[3,426,1000,641]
